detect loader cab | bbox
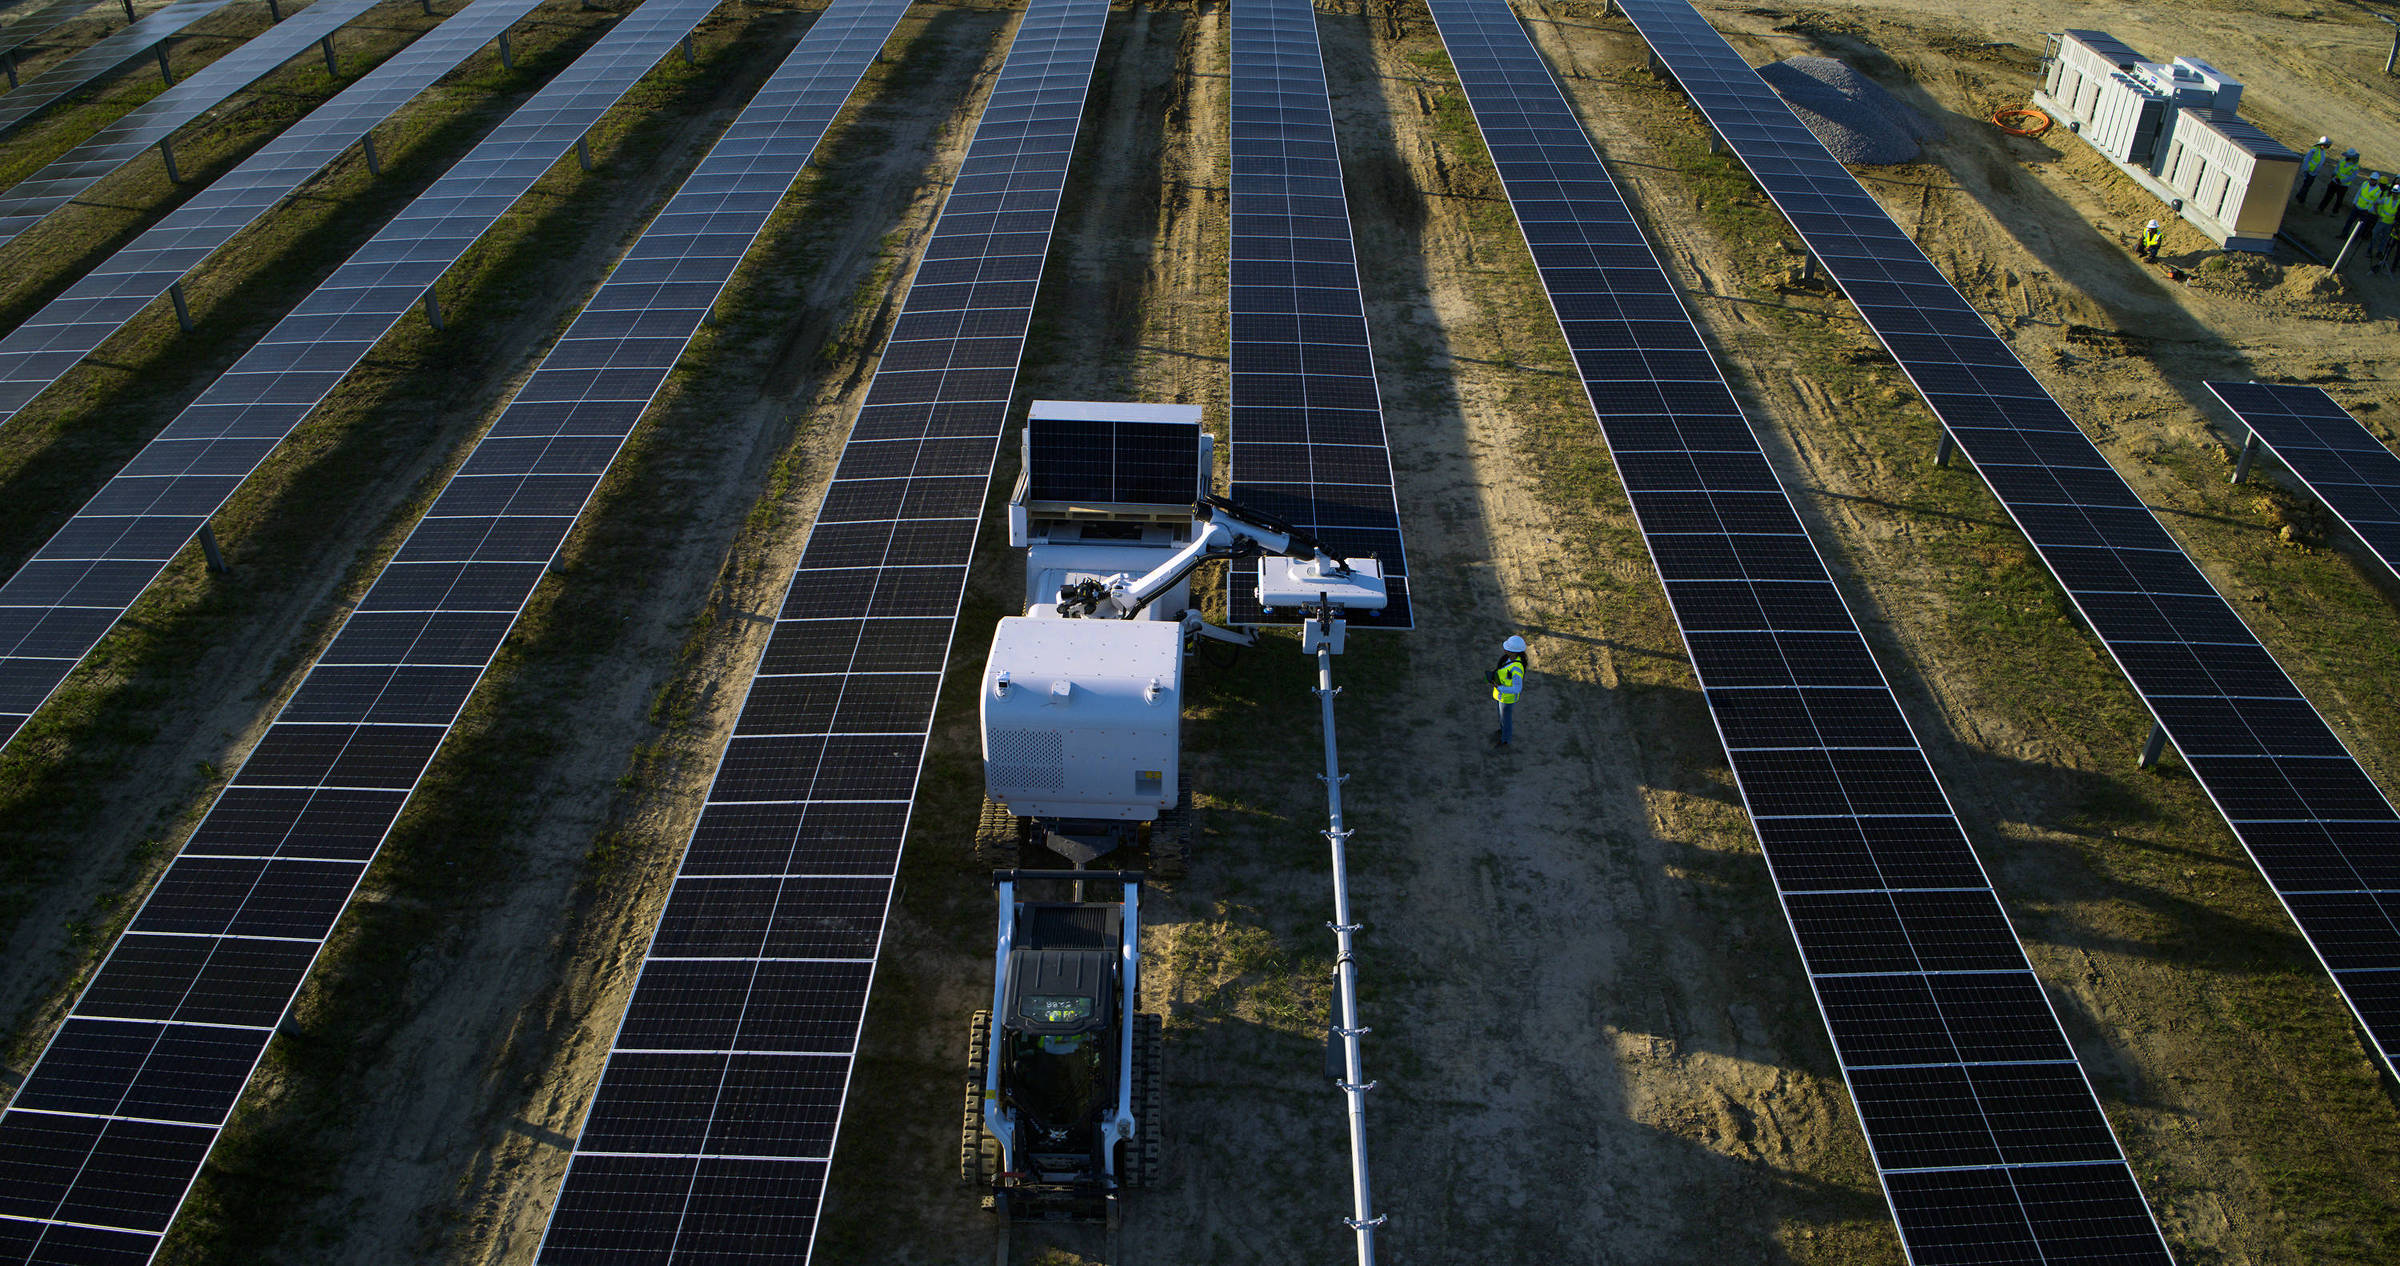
[1001,946,1118,1140]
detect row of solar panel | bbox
[1608,0,2400,1082]
[1423,2,2173,1261]
[539,2,1113,1260]
[0,0,914,1258]
[1225,0,1410,627]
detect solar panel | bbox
[0,1,908,1258]
[1424,2,2174,1260]
[0,0,111,71]
[1224,0,1411,628]
[1025,401,1199,506]
[0,0,545,429]
[2206,382,2400,577]
[1611,0,2400,1081]
[536,2,1108,1259]
[0,0,730,754]
[0,0,388,251]
[0,0,239,138]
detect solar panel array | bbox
[1424,2,2174,1260]
[0,0,111,70]
[0,0,385,250]
[1225,0,1410,628]
[0,2,909,1260]
[537,0,1108,1260]
[0,0,728,754]
[2206,381,2400,580]
[1610,0,2400,1079]
[1025,412,1198,505]
[0,0,545,428]
[0,0,239,139]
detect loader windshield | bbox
[1008,1027,1106,1132]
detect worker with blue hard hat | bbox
[1489,634,1527,748]
[2320,146,2362,214]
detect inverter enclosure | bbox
[982,617,1182,821]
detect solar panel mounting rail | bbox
[536,0,1108,1259]
[0,0,387,251]
[0,0,546,429]
[1609,0,2400,1081]
[1225,0,1410,628]
[1423,2,2176,1261]
[0,1,908,1260]
[2208,380,2400,581]
[0,0,242,139]
[0,0,729,754]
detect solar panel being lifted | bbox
[0,0,386,251]
[0,0,544,430]
[2208,381,2400,577]
[1025,403,1200,506]
[537,0,1109,1259]
[0,1,908,1260]
[1422,2,2174,1261]
[1610,0,2400,1082]
[0,0,240,138]
[0,0,728,755]
[1225,0,1411,628]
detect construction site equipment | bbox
[964,870,1161,1228]
[977,400,1385,875]
[1992,104,2051,137]
[2037,30,2297,251]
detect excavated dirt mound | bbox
[1757,55,1941,164]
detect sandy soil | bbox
[8,0,2400,1261]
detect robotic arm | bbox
[1055,495,1351,619]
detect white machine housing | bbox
[982,617,1182,820]
[984,401,1210,825]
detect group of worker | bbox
[2293,137,2400,273]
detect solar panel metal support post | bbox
[574,132,590,170]
[319,32,336,74]
[120,0,134,20]
[195,521,225,573]
[154,40,171,83]
[1313,630,1383,1264]
[421,285,442,330]
[157,134,181,182]
[5,50,19,88]
[360,128,379,175]
[2231,431,2259,483]
[495,27,509,67]
[679,29,691,62]
[2141,720,2169,768]
[1934,426,1954,468]
[266,0,280,18]
[167,279,193,329]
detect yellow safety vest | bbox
[2357,181,2382,211]
[2141,224,2162,248]
[2304,146,2328,174]
[1492,661,1523,703]
[2380,190,2398,226]
[2337,157,2361,184]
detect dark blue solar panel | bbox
[0,0,240,137]
[0,0,910,1257]
[0,0,730,754]
[0,0,389,250]
[2208,382,2400,583]
[1224,0,1411,628]
[1426,2,2173,1260]
[1613,0,2400,1088]
[538,1,1110,1261]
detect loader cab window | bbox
[1007,1025,1106,1129]
[1020,994,1094,1028]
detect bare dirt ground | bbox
[9,0,2400,1261]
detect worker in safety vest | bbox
[2319,147,2362,214]
[2139,219,2163,262]
[2348,173,2385,239]
[2375,183,2400,273]
[1489,634,1527,747]
[2295,137,2331,204]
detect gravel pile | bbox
[1756,56,1940,165]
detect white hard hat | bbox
[2146,219,2160,228]
[1502,635,1527,653]
[2320,136,2331,146]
